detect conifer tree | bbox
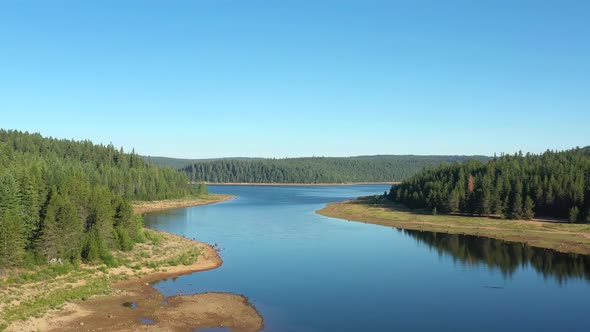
[569,206,580,223]
[39,191,62,261]
[523,196,535,220]
[510,192,523,219]
[0,208,26,267]
[87,188,115,247]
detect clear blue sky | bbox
[1,1,588,158]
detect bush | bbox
[144,230,163,245]
[101,252,119,268]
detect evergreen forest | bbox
[0,129,204,268]
[182,155,490,183]
[390,148,590,222]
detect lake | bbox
[144,185,590,332]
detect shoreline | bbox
[206,182,398,186]
[317,197,590,256]
[132,193,236,215]
[3,195,263,332]
[4,231,228,331]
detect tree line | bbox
[182,155,490,183]
[0,129,203,268]
[390,147,590,222]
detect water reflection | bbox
[402,229,590,283]
[146,185,590,331]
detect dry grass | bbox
[317,196,590,255]
[132,194,235,215]
[1,194,234,330]
[206,182,398,186]
[0,229,220,330]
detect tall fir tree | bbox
[523,196,535,220]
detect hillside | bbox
[181,155,491,184]
[390,147,590,222]
[0,129,202,269]
[142,156,263,170]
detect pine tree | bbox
[39,192,84,262]
[569,206,580,223]
[0,173,26,266]
[523,196,535,220]
[510,193,523,220]
[58,195,84,262]
[18,169,41,247]
[87,188,115,248]
[0,173,21,215]
[477,175,492,216]
[39,191,62,261]
[446,189,460,212]
[82,227,110,263]
[0,207,26,267]
[113,196,133,228]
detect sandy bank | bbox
[132,194,236,215]
[5,232,228,332]
[9,283,263,332]
[207,182,398,186]
[317,197,590,256]
[12,280,263,332]
[4,196,263,332]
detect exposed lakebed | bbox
[144,185,590,331]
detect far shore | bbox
[132,193,236,215]
[3,194,263,332]
[317,196,590,256]
[205,181,399,186]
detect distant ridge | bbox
[142,154,491,171]
[141,156,263,169]
[176,155,492,184]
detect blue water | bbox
[139,317,155,325]
[144,185,590,332]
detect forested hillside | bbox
[390,148,590,222]
[0,130,200,268]
[142,156,262,170]
[182,156,490,183]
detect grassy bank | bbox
[317,196,590,256]
[206,182,398,186]
[0,195,230,331]
[132,193,235,214]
